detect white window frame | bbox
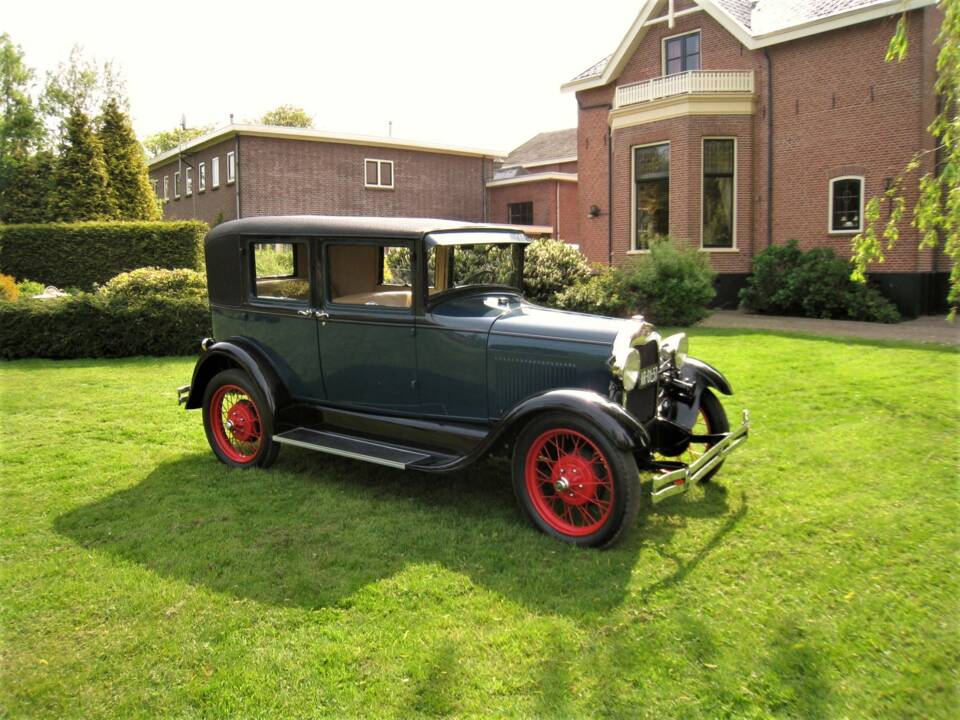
[185,166,193,196]
[211,156,220,189]
[226,151,236,184]
[174,171,181,199]
[828,175,865,234]
[163,176,169,202]
[198,162,206,192]
[151,178,158,196]
[661,29,702,77]
[700,137,738,252]
[628,140,670,254]
[364,158,395,189]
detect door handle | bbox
[297,309,314,317]
[315,310,329,321]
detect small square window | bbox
[211,157,220,188]
[198,162,206,192]
[174,171,181,199]
[226,151,236,184]
[185,166,193,196]
[364,158,394,189]
[508,202,533,225]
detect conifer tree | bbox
[1,150,54,223]
[47,107,115,221]
[98,98,159,219]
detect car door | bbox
[244,237,326,402]
[317,239,419,413]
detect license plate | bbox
[638,364,658,389]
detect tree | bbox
[47,107,115,221]
[40,45,126,141]
[852,1,959,315]
[1,151,54,223]
[259,104,313,128]
[98,98,160,220]
[142,125,211,156]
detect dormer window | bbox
[663,31,700,75]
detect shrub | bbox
[98,267,207,302]
[0,293,211,359]
[0,273,18,302]
[15,278,45,298]
[740,240,900,322]
[523,239,591,305]
[0,220,207,290]
[556,240,716,326]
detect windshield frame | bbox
[422,239,526,308]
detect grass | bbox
[1,329,958,718]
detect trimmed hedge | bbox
[0,221,207,290]
[0,294,211,359]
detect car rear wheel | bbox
[202,369,280,469]
[511,413,641,548]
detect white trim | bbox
[148,123,504,168]
[198,161,206,193]
[828,175,865,234]
[661,28,701,77]
[700,137,737,250]
[645,5,702,28]
[226,151,236,184]
[630,140,670,252]
[211,156,220,189]
[173,171,181,199]
[609,92,755,130]
[364,158,395,189]
[185,166,193,196]
[501,155,577,170]
[486,172,578,188]
[561,0,937,92]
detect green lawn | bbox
[2,330,958,719]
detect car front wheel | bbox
[511,413,641,548]
[202,369,280,469]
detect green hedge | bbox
[0,294,211,359]
[0,221,207,290]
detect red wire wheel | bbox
[209,384,263,463]
[524,428,615,537]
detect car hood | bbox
[490,301,625,346]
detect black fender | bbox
[183,338,289,413]
[490,388,650,452]
[683,357,733,396]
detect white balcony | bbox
[614,70,755,109]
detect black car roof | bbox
[205,215,525,246]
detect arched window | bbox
[829,176,864,233]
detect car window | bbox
[252,242,309,303]
[327,243,412,309]
[427,243,518,293]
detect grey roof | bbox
[206,215,522,246]
[569,0,902,82]
[502,128,578,167]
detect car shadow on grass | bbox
[54,448,745,618]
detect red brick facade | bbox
[487,179,579,242]
[572,1,947,313]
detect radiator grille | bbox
[625,340,659,424]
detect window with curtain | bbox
[702,139,735,248]
[829,177,863,232]
[664,31,700,75]
[634,143,670,250]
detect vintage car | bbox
[178,216,749,547]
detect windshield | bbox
[427,243,521,294]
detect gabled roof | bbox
[563,0,937,92]
[501,128,578,168]
[148,124,504,167]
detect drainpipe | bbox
[556,179,561,239]
[234,134,241,219]
[764,47,774,247]
[482,156,488,222]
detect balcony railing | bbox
[614,70,754,109]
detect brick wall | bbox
[150,138,238,223]
[576,85,615,263]
[238,136,491,222]
[487,179,580,242]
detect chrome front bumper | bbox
[650,409,750,504]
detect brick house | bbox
[147,125,500,226]
[486,128,580,243]
[563,0,948,314]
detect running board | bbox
[273,427,432,469]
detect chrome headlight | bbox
[660,332,688,368]
[610,315,658,389]
[621,348,641,391]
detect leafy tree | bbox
[47,107,115,221]
[98,98,160,220]
[40,45,125,139]
[260,104,313,128]
[142,125,211,156]
[852,1,959,315]
[1,151,55,223]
